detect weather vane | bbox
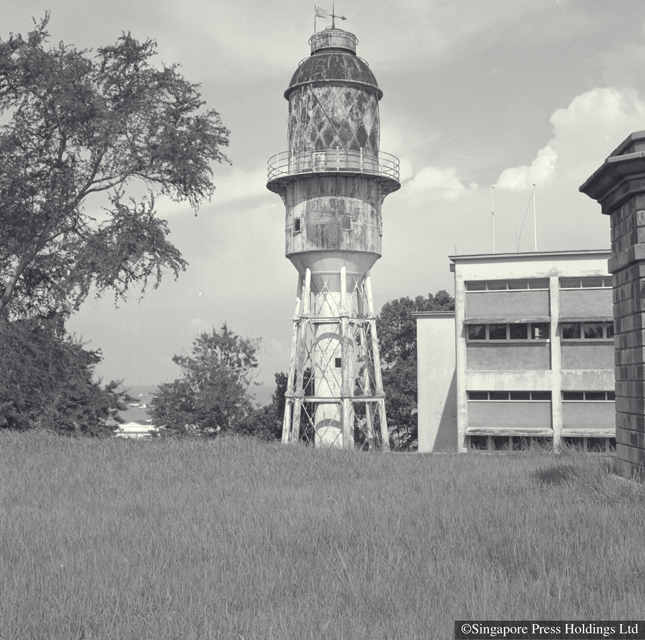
[314,4,346,32]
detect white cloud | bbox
[495,87,645,192]
[496,144,558,191]
[406,166,477,201]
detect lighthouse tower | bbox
[267,24,400,449]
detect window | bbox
[563,437,616,452]
[340,215,352,231]
[532,323,550,339]
[334,357,342,368]
[467,391,551,401]
[468,325,486,340]
[468,435,554,452]
[560,277,612,288]
[466,323,550,341]
[562,391,615,401]
[294,218,302,232]
[562,323,581,339]
[489,324,507,340]
[465,279,549,291]
[509,324,528,340]
[561,322,613,340]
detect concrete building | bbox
[416,250,615,453]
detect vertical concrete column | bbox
[549,276,563,449]
[454,269,468,453]
[580,132,645,477]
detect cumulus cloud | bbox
[406,166,477,201]
[496,144,558,191]
[496,87,645,192]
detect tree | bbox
[151,325,260,436]
[243,372,288,440]
[376,290,454,449]
[0,317,129,434]
[0,15,229,319]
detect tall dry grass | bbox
[1,432,644,639]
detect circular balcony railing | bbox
[267,149,400,183]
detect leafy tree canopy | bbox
[0,317,129,434]
[0,15,229,319]
[376,290,454,449]
[151,325,260,436]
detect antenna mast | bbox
[491,186,495,253]
[533,183,537,251]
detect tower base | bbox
[281,267,389,451]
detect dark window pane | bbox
[564,437,585,451]
[529,278,549,289]
[583,323,604,339]
[532,436,553,450]
[340,215,352,230]
[468,324,486,340]
[585,391,606,401]
[562,323,581,339]
[508,280,528,290]
[607,391,615,401]
[510,391,530,400]
[509,324,528,340]
[489,391,509,400]
[468,391,488,400]
[563,391,584,401]
[469,436,488,450]
[513,436,530,451]
[334,357,342,368]
[582,277,604,288]
[489,324,507,340]
[587,437,606,452]
[492,436,510,451]
[606,323,615,338]
[465,281,486,291]
[532,323,550,339]
[603,277,613,288]
[294,218,302,232]
[608,438,616,451]
[560,278,579,288]
[531,391,551,401]
[487,280,506,290]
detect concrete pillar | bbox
[580,130,645,477]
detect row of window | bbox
[562,322,614,339]
[467,321,613,341]
[467,390,615,401]
[467,391,552,401]
[465,279,548,291]
[468,322,549,341]
[465,276,611,291]
[468,435,615,452]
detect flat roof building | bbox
[416,250,615,453]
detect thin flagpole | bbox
[533,183,537,251]
[491,186,495,253]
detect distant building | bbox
[115,421,157,439]
[416,250,614,453]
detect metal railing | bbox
[267,149,400,183]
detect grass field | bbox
[1,432,644,639]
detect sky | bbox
[5,0,645,403]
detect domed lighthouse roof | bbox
[285,27,382,101]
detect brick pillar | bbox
[580,130,645,478]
